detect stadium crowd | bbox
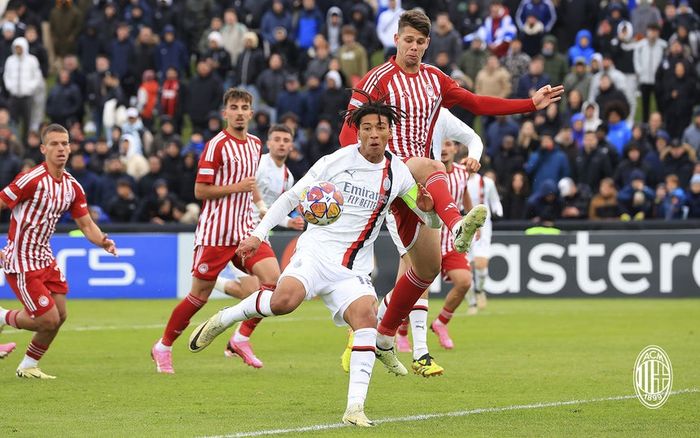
[1,0,700,224]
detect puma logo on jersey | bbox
[344,170,357,177]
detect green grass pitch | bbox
[0,298,698,437]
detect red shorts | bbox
[4,260,68,317]
[390,197,424,249]
[191,242,276,281]
[441,250,471,282]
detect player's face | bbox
[358,114,391,162]
[223,98,253,132]
[441,139,457,164]
[267,131,294,160]
[41,131,71,168]
[394,26,429,68]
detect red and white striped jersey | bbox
[0,163,89,273]
[440,163,469,256]
[195,130,263,246]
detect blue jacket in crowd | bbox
[525,145,571,192]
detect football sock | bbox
[21,340,48,368]
[467,284,477,307]
[233,318,262,342]
[19,355,38,369]
[425,171,463,231]
[221,289,274,327]
[162,293,207,346]
[437,306,455,325]
[2,309,19,328]
[378,268,432,337]
[398,319,409,337]
[154,339,172,352]
[475,267,488,294]
[214,276,228,293]
[347,328,377,409]
[409,299,429,360]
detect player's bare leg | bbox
[432,268,472,349]
[225,257,280,368]
[189,276,305,352]
[152,277,215,374]
[342,296,379,427]
[472,256,489,309]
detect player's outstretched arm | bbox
[74,214,117,256]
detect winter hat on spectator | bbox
[591,53,603,65]
[153,179,168,189]
[208,31,223,46]
[574,57,586,66]
[325,70,342,89]
[126,107,139,119]
[558,177,576,198]
[630,169,646,183]
[2,21,15,34]
[163,24,175,35]
[690,174,700,186]
[656,130,670,142]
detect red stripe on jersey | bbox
[441,164,469,256]
[342,153,393,269]
[195,131,262,246]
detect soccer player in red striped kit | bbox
[0,124,118,379]
[152,89,281,373]
[339,10,564,370]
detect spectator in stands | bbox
[476,55,512,100]
[177,151,198,206]
[377,0,404,56]
[502,171,530,220]
[221,9,247,66]
[575,131,614,193]
[318,70,349,133]
[322,7,343,55]
[235,31,265,98]
[568,30,595,66]
[589,54,628,106]
[23,130,42,164]
[105,177,140,223]
[595,75,629,123]
[604,103,632,155]
[0,136,21,194]
[611,21,637,123]
[684,174,700,218]
[135,178,185,224]
[618,170,655,220]
[261,0,292,46]
[337,25,368,87]
[152,116,179,154]
[187,60,223,132]
[119,134,148,180]
[4,37,42,142]
[682,108,700,156]
[294,0,323,52]
[487,115,520,157]
[137,155,164,198]
[277,75,306,126]
[130,26,157,88]
[669,23,700,60]
[203,31,232,86]
[121,107,145,153]
[559,176,591,220]
[502,38,531,93]
[516,0,557,37]
[564,58,592,107]
[492,135,526,188]
[160,140,183,192]
[653,40,686,116]
[271,26,300,72]
[470,1,517,57]
[49,0,83,68]
[663,142,696,187]
[631,0,662,40]
[349,4,380,59]
[614,143,653,188]
[181,132,205,157]
[67,153,100,205]
[304,35,332,81]
[25,24,48,78]
[110,22,135,90]
[633,24,666,123]
[125,3,153,38]
[159,67,184,131]
[46,68,82,128]
[534,102,562,135]
[662,61,697,140]
[516,55,549,99]
[457,37,487,88]
[98,155,136,208]
[155,25,188,79]
[426,12,462,66]
[306,119,338,165]
[203,112,222,142]
[197,16,223,55]
[526,179,561,222]
[182,0,217,54]
[136,70,158,131]
[257,53,287,116]
[526,131,571,192]
[588,178,621,220]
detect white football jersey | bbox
[252,153,295,227]
[253,145,416,275]
[467,173,503,223]
[431,107,483,161]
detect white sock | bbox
[220,290,274,327]
[376,333,393,350]
[232,325,249,342]
[0,308,7,326]
[214,276,228,293]
[475,268,488,293]
[376,292,391,325]
[347,328,377,409]
[467,285,477,307]
[155,339,172,352]
[19,355,38,369]
[410,299,429,360]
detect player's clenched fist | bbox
[236,235,262,259]
[233,177,257,193]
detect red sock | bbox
[162,293,207,346]
[5,310,19,328]
[398,320,409,336]
[378,268,433,337]
[437,306,455,325]
[238,318,262,337]
[425,171,462,230]
[26,340,48,360]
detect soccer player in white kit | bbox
[189,97,439,426]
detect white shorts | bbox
[279,249,377,326]
[386,212,417,257]
[469,220,492,259]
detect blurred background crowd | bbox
[0,0,699,225]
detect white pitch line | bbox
[202,388,699,438]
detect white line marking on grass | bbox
[202,388,699,438]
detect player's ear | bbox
[393,32,399,46]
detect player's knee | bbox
[413,262,440,280]
[427,160,446,174]
[37,313,61,331]
[453,278,471,295]
[58,312,68,326]
[269,294,297,315]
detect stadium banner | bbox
[0,234,178,299]
[2,230,699,299]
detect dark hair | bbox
[268,123,294,137]
[342,89,405,129]
[398,10,431,37]
[41,123,69,144]
[223,88,253,106]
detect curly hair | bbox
[342,89,405,129]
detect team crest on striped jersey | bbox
[383,176,391,191]
[425,83,435,97]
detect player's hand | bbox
[531,85,565,110]
[415,184,434,212]
[234,177,257,193]
[460,157,481,173]
[236,236,262,259]
[101,234,118,256]
[475,229,481,241]
[287,216,305,231]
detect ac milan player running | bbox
[338,10,564,371]
[0,124,118,379]
[151,89,281,373]
[189,97,440,426]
